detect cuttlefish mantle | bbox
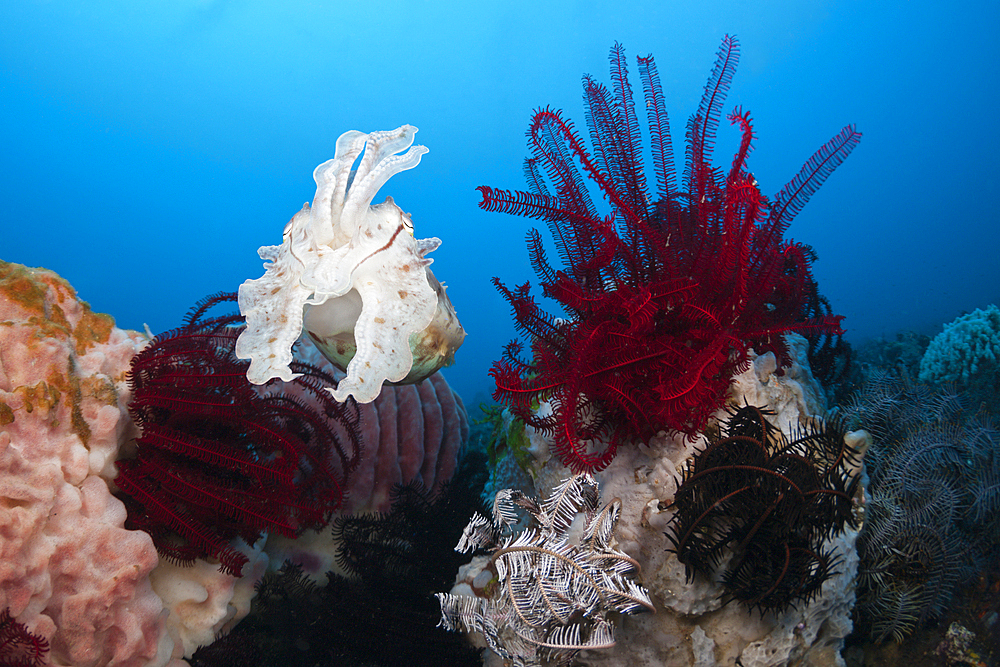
[235,125,465,403]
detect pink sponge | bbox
[0,261,172,667]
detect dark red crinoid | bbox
[484,36,860,473]
[0,608,49,667]
[117,293,361,576]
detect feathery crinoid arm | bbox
[685,34,740,207]
[766,124,862,238]
[637,52,676,203]
[481,35,858,478]
[437,475,653,667]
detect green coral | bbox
[919,304,1000,413]
[476,404,533,475]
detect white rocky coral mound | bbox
[463,334,864,667]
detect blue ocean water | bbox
[2,0,997,406]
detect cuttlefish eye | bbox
[282,203,310,241]
[401,210,415,233]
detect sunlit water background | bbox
[3,0,997,407]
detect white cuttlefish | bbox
[235,125,465,403]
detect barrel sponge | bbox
[260,339,469,581]
[919,304,1000,409]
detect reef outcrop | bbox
[0,260,471,666]
[457,335,866,667]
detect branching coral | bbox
[665,404,861,612]
[236,125,465,404]
[437,474,654,667]
[484,37,859,472]
[118,293,361,576]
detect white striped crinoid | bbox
[436,474,654,667]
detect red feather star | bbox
[484,36,860,473]
[117,293,362,576]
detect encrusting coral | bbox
[437,474,654,667]
[236,125,465,404]
[483,37,859,472]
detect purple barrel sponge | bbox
[294,340,469,514]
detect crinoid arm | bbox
[0,608,49,667]
[437,475,653,667]
[484,37,858,474]
[118,293,361,576]
[666,404,861,613]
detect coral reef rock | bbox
[467,334,862,667]
[150,538,268,659]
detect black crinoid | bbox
[188,451,488,667]
[665,404,861,612]
[843,372,1000,643]
[117,292,361,576]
